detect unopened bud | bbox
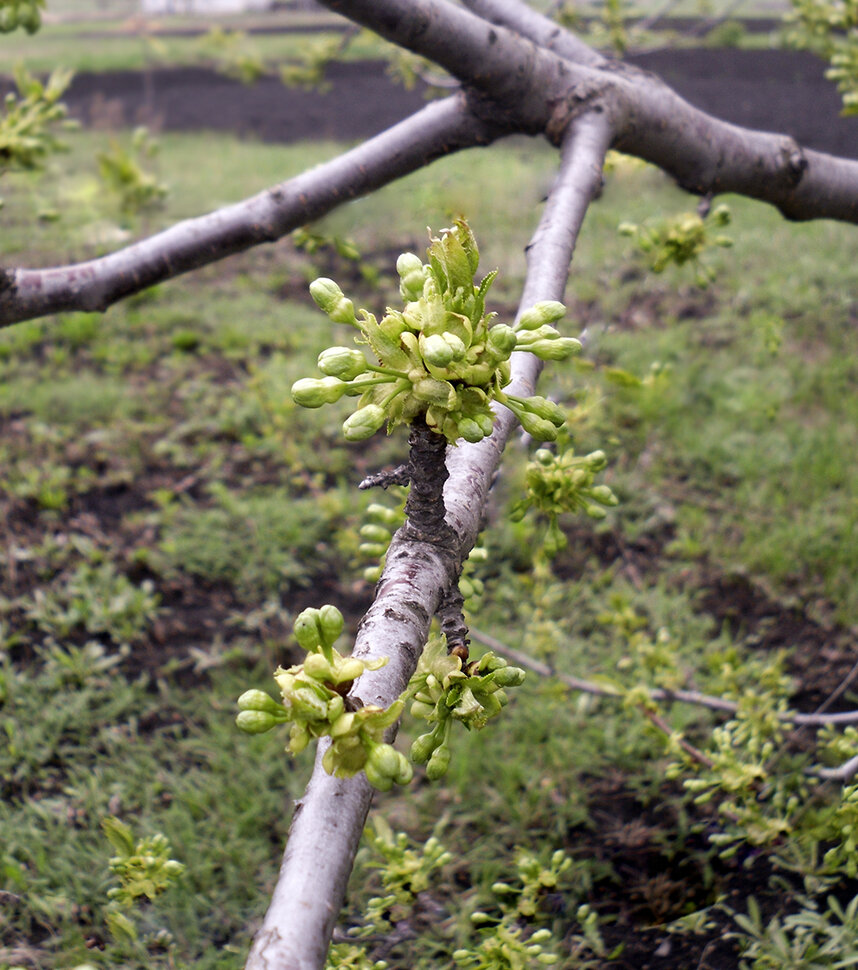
[367,743,401,779]
[526,337,582,361]
[236,710,279,734]
[410,732,437,764]
[516,409,558,441]
[309,278,357,325]
[412,378,456,409]
[516,301,566,330]
[458,417,485,443]
[420,333,455,368]
[426,743,452,780]
[318,347,368,380]
[237,689,280,714]
[487,324,517,359]
[343,404,386,441]
[293,608,322,651]
[317,604,344,647]
[291,376,347,408]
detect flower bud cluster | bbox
[357,497,406,583]
[619,204,732,286]
[510,447,619,556]
[408,637,525,779]
[0,0,43,33]
[292,219,582,444]
[236,605,411,791]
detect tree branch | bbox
[470,627,858,727]
[0,95,500,327]
[328,0,858,224]
[244,111,612,970]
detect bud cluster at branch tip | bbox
[292,219,582,444]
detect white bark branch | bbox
[244,110,613,970]
[325,0,858,223]
[0,96,500,327]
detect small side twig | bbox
[359,463,412,490]
[469,628,858,728]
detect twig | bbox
[245,113,613,970]
[468,628,858,727]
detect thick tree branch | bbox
[326,0,858,223]
[461,0,608,67]
[0,95,500,327]
[244,112,612,970]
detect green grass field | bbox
[2,117,858,968]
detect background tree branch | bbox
[0,95,499,327]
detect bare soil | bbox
[58,49,858,157]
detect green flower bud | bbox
[367,743,401,779]
[410,732,437,763]
[237,689,286,715]
[343,404,386,441]
[410,700,435,720]
[516,409,559,441]
[363,565,382,583]
[291,686,329,720]
[516,301,566,330]
[586,450,607,471]
[442,331,467,359]
[294,608,322,651]
[487,324,517,359]
[420,333,455,368]
[303,653,335,682]
[585,504,608,520]
[489,666,526,687]
[525,338,582,361]
[336,658,366,683]
[396,252,426,301]
[589,484,618,506]
[394,753,414,785]
[412,378,456,409]
[521,395,566,426]
[327,693,345,721]
[288,723,311,753]
[474,412,495,437]
[318,347,368,380]
[513,324,562,344]
[291,376,348,408]
[309,278,357,325]
[458,417,485,443]
[359,542,389,558]
[318,604,344,647]
[236,710,279,734]
[364,760,394,792]
[360,524,392,543]
[367,503,401,525]
[426,743,452,780]
[330,711,356,737]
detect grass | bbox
[0,1,794,75]
[2,122,858,968]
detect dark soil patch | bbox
[46,50,858,156]
[627,48,858,159]
[61,62,431,143]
